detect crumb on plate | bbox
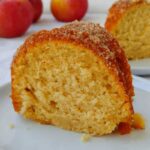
[80,134,92,142]
[132,113,145,129]
[9,123,15,129]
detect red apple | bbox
[29,0,43,23]
[0,0,33,38]
[51,0,88,22]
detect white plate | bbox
[129,58,150,75]
[0,77,150,150]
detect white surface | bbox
[133,76,150,92]
[42,0,116,13]
[0,77,150,150]
[129,58,150,75]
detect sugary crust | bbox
[11,21,134,113]
[105,0,150,31]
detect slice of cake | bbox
[105,0,150,60]
[11,21,134,136]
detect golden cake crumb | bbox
[130,0,140,3]
[81,134,92,142]
[146,0,150,3]
[11,21,134,136]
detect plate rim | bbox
[129,58,150,75]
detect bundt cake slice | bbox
[105,0,150,60]
[11,21,134,136]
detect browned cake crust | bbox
[105,0,149,31]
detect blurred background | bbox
[42,0,115,13]
[0,0,117,86]
[2,0,149,86]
